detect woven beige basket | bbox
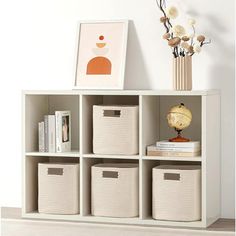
[91,163,139,217]
[152,165,201,221]
[93,105,139,155]
[38,163,80,214]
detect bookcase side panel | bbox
[141,96,160,156]
[81,158,103,216]
[80,95,103,215]
[140,95,159,219]
[138,96,143,219]
[203,95,221,226]
[141,160,160,219]
[81,95,103,154]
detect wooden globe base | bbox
[169,129,190,142]
[169,135,190,142]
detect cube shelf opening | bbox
[82,157,139,217]
[141,159,202,222]
[23,156,80,215]
[81,95,139,155]
[24,95,80,153]
[141,95,201,156]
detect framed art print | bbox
[74,20,129,89]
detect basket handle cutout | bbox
[164,173,180,181]
[103,110,121,117]
[102,171,118,178]
[47,168,63,176]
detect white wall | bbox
[0,0,234,218]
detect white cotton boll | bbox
[166,6,179,19]
[188,18,196,26]
[172,25,186,37]
[181,42,189,50]
[193,44,201,53]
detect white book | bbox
[48,115,56,153]
[44,115,56,152]
[38,121,45,152]
[55,111,71,153]
[156,140,200,148]
[147,148,200,157]
[147,145,201,157]
[148,144,200,153]
[44,116,49,152]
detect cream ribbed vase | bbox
[173,56,192,90]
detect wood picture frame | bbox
[74,20,129,90]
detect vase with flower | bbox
[157,0,211,90]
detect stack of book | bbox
[147,140,201,157]
[38,111,71,153]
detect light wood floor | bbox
[1,207,235,236]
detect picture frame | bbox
[74,20,129,90]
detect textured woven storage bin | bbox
[93,105,139,155]
[152,165,201,221]
[91,163,139,217]
[38,163,80,214]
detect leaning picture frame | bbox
[73,20,129,90]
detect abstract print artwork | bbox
[74,20,128,89]
[86,35,112,75]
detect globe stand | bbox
[169,129,190,142]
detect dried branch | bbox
[201,39,212,46]
[190,39,211,56]
[155,0,160,8]
[163,0,166,8]
[158,0,167,18]
[190,25,195,46]
[156,0,169,33]
[156,0,177,57]
[156,0,211,58]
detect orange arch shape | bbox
[86,56,112,75]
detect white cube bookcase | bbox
[22,90,220,228]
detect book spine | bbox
[41,122,45,152]
[147,150,200,157]
[55,112,62,153]
[48,115,56,153]
[38,122,45,152]
[156,142,200,148]
[152,147,200,152]
[66,111,71,152]
[38,122,41,152]
[42,122,45,152]
[44,116,49,152]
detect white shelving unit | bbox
[22,90,220,228]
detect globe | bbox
[167,103,192,142]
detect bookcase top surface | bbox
[23,89,220,96]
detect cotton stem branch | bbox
[156,0,177,57]
[156,0,169,33]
